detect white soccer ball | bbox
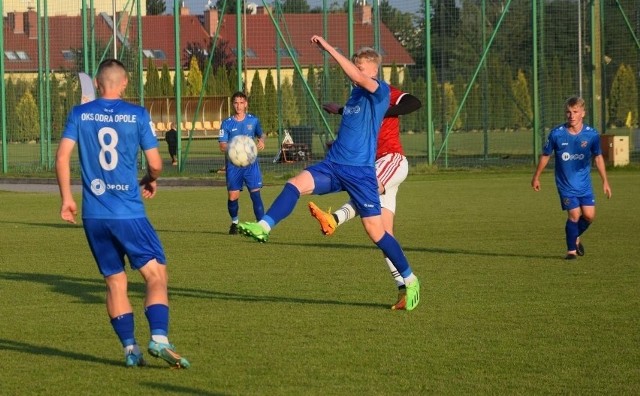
[228,135,258,167]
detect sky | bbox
[176,1,421,15]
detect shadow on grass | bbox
[140,382,228,396]
[0,338,121,367]
[0,220,81,229]
[234,239,561,260]
[0,272,387,309]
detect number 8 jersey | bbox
[62,98,159,219]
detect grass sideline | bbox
[0,172,639,394]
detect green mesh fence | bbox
[1,0,639,175]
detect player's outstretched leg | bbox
[148,341,190,369]
[308,202,337,236]
[238,221,270,242]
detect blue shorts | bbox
[559,193,596,211]
[306,160,381,217]
[83,218,166,277]
[226,161,263,191]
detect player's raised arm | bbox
[310,35,379,93]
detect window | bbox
[16,51,29,60]
[5,51,18,60]
[152,50,166,60]
[275,47,297,58]
[62,50,76,61]
[143,49,167,60]
[231,48,257,58]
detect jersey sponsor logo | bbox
[561,152,585,161]
[561,142,569,146]
[90,178,131,195]
[91,179,106,196]
[342,105,361,116]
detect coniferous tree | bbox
[389,63,400,88]
[262,69,277,134]
[15,90,40,142]
[160,64,173,97]
[186,56,203,97]
[49,74,66,138]
[249,71,265,128]
[174,67,187,98]
[511,69,533,129]
[608,63,638,127]
[281,76,300,127]
[145,59,161,97]
[5,77,19,137]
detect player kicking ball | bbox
[309,85,421,310]
[238,35,420,311]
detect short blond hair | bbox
[564,96,585,109]
[352,47,382,66]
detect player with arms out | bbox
[238,36,420,311]
[56,59,190,368]
[531,96,612,260]
[218,91,265,235]
[309,85,421,310]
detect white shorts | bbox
[376,153,408,213]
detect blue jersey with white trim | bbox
[326,80,390,167]
[218,114,263,143]
[543,123,602,196]
[62,98,158,219]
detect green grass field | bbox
[1,171,639,394]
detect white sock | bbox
[334,202,357,226]
[124,344,141,356]
[385,257,405,288]
[151,335,169,344]
[404,273,417,285]
[258,220,271,232]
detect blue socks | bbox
[263,183,300,229]
[250,190,264,220]
[145,304,169,337]
[228,199,239,221]
[111,313,136,347]
[565,219,579,251]
[375,232,412,278]
[578,216,591,236]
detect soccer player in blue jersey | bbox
[55,59,190,368]
[531,96,612,260]
[218,91,265,235]
[239,35,420,310]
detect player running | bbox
[531,96,611,260]
[238,35,420,311]
[56,59,190,368]
[308,85,421,310]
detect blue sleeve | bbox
[62,106,80,141]
[139,109,158,150]
[254,118,263,138]
[219,119,229,143]
[591,133,602,156]
[542,130,555,156]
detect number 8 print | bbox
[98,127,119,170]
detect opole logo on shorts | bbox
[561,152,585,161]
[91,178,107,195]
